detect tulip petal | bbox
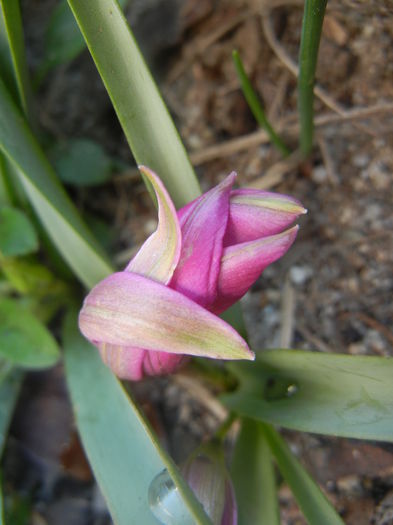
[171,173,236,306]
[224,189,306,246]
[79,272,254,361]
[212,226,299,314]
[98,343,186,381]
[125,166,181,284]
[222,479,238,525]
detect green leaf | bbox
[0,0,33,122]
[298,0,327,156]
[66,0,200,208]
[0,369,23,525]
[1,257,64,295]
[262,424,345,525]
[0,77,113,288]
[0,368,22,455]
[51,138,113,187]
[0,298,60,368]
[223,350,393,441]
[0,6,17,106]
[39,0,129,77]
[0,206,38,256]
[232,50,290,157]
[64,310,212,525]
[231,418,280,525]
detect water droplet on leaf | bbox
[148,469,196,525]
[264,377,299,401]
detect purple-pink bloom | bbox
[79,167,305,381]
[182,454,237,525]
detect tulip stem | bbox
[298,0,327,157]
[215,413,237,442]
[232,50,290,158]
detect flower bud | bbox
[182,454,237,525]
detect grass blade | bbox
[66,0,200,208]
[262,424,345,525]
[232,50,290,157]
[224,350,393,441]
[298,0,327,156]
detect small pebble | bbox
[312,165,327,183]
[290,266,313,286]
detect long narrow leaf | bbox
[64,310,212,525]
[231,418,280,525]
[0,369,22,455]
[0,78,113,288]
[232,50,289,157]
[66,0,200,208]
[224,350,393,441]
[0,0,33,121]
[262,424,345,525]
[298,0,327,156]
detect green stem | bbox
[298,0,327,157]
[214,413,236,442]
[232,50,290,157]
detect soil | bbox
[4,0,393,524]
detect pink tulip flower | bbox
[79,167,305,380]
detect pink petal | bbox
[211,226,299,314]
[221,479,238,525]
[125,166,181,285]
[99,343,186,381]
[170,173,236,307]
[224,189,306,246]
[79,272,254,361]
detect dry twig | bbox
[173,374,228,421]
[189,103,393,166]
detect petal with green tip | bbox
[125,166,181,284]
[224,189,307,246]
[212,226,299,313]
[79,272,254,361]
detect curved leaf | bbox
[0,77,113,288]
[224,350,393,441]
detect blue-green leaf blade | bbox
[224,350,393,441]
[66,0,200,208]
[262,424,345,525]
[63,310,212,525]
[231,418,280,525]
